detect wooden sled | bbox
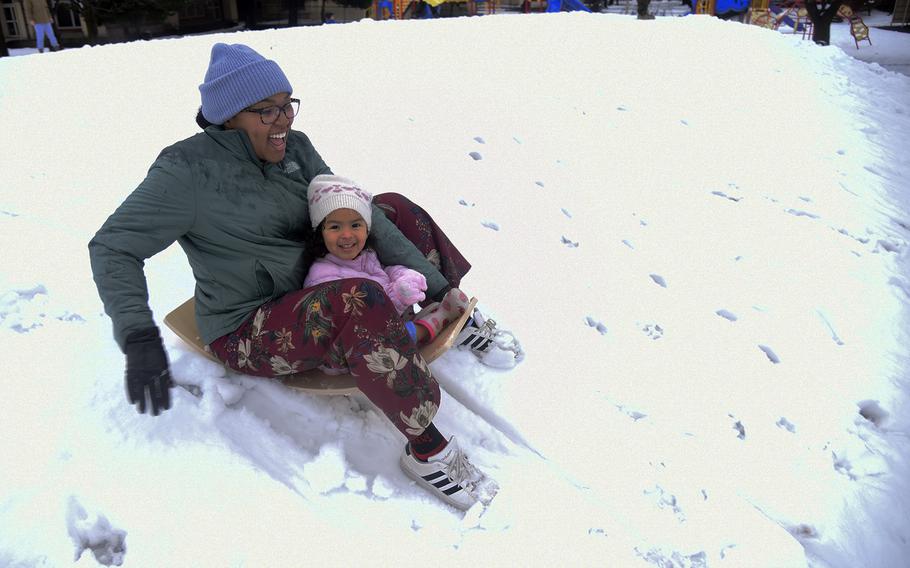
[164,296,478,396]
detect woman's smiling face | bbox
[224,92,294,163]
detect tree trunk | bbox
[805,0,843,45]
[48,0,64,45]
[288,0,299,25]
[0,16,9,57]
[83,2,98,44]
[637,0,654,18]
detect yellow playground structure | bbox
[373,0,497,19]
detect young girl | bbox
[303,175,496,509]
[304,175,471,346]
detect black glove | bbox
[124,327,173,416]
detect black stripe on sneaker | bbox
[423,471,446,482]
[442,485,463,496]
[432,478,453,489]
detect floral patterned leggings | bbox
[209,193,471,441]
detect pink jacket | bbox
[303,249,427,314]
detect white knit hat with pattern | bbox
[307,175,373,230]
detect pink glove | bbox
[385,266,427,312]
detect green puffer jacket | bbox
[89,126,448,350]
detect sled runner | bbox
[164,296,479,395]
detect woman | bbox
[88,43,493,510]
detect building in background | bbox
[1,0,372,50]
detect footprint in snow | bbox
[643,484,686,522]
[1,285,85,333]
[535,181,545,188]
[585,316,607,335]
[468,151,483,161]
[473,136,485,144]
[832,452,857,480]
[857,399,888,427]
[67,497,127,567]
[728,414,746,440]
[786,208,820,219]
[788,524,820,540]
[711,190,742,202]
[776,417,796,432]
[715,309,737,322]
[458,198,475,207]
[481,220,500,231]
[649,274,667,288]
[758,344,780,364]
[612,402,646,421]
[561,236,579,248]
[642,323,663,340]
[561,208,572,218]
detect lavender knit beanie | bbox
[199,43,293,125]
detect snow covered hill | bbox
[1,12,909,567]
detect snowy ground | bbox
[2,11,910,568]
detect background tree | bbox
[288,0,298,25]
[637,0,655,18]
[66,0,190,42]
[804,0,845,45]
[0,15,9,57]
[66,0,100,43]
[324,0,371,21]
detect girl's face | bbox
[224,92,294,163]
[321,208,368,261]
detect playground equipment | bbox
[751,2,871,48]
[373,0,496,18]
[546,0,591,11]
[693,0,750,17]
[376,0,406,19]
[749,6,791,28]
[837,4,871,48]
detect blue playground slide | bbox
[714,0,750,14]
[547,0,592,12]
[688,0,750,15]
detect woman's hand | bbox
[124,327,173,416]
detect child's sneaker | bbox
[455,308,524,366]
[400,436,498,510]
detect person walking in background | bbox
[23,0,61,53]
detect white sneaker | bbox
[400,436,497,510]
[455,309,524,364]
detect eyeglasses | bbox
[242,98,300,125]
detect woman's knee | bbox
[373,192,410,208]
[328,277,399,318]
